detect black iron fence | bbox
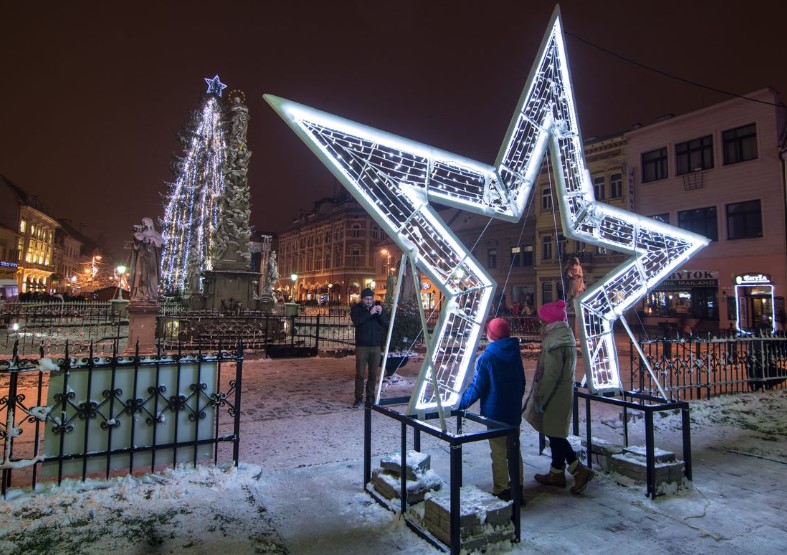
[0,342,243,496]
[0,301,128,357]
[631,335,787,400]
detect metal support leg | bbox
[400,420,408,509]
[450,444,462,555]
[682,407,693,481]
[363,404,372,486]
[507,433,522,542]
[645,410,655,499]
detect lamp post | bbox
[114,265,127,300]
[381,248,392,275]
[285,273,299,317]
[290,273,298,302]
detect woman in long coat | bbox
[523,299,594,493]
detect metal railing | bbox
[631,334,787,400]
[0,341,243,496]
[0,300,128,357]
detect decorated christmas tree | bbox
[160,75,230,295]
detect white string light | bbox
[266,7,708,404]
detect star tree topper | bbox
[204,74,227,97]
[266,8,708,414]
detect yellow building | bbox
[533,134,629,307]
[277,191,388,305]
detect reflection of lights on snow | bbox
[266,8,708,401]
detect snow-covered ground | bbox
[2,351,786,554]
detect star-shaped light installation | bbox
[265,7,708,414]
[204,74,227,97]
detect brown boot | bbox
[570,462,595,493]
[534,466,567,488]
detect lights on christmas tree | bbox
[267,7,707,408]
[161,95,229,294]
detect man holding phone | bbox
[350,288,389,408]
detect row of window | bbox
[651,199,762,241]
[540,171,624,210]
[642,123,757,183]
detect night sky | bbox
[2,1,785,259]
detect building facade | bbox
[276,191,388,305]
[532,134,630,311]
[626,88,787,333]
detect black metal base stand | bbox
[363,396,521,555]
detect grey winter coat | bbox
[531,321,576,438]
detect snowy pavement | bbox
[2,352,786,554]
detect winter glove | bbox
[535,402,544,414]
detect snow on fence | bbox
[0,345,243,496]
[0,301,127,357]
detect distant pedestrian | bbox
[458,318,526,503]
[523,300,594,493]
[350,288,389,408]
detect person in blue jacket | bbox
[458,317,526,502]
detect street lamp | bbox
[114,265,127,299]
[381,248,392,275]
[291,273,298,302]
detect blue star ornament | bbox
[266,7,708,410]
[204,74,227,97]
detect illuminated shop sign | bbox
[0,261,18,269]
[657,270,718,290]
[735,273,771,285]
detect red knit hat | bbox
[538,300,567,323]
[486,318,511,341]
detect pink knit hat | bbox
[538,300,567,323]
[486,318,511,341]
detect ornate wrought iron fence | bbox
[631,335,787,400]
[0,342,243,496]
[0,301,127,357]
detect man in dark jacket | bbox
[458,318,526,502]
[350,288,390,408]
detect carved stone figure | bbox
[129,217,164,303]
[563,256,586,303]
[265,251,279,295]
[230,95,250,145]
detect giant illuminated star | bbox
[265,8,708,412]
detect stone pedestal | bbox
[125,301,159,354]
[202,268,258,312]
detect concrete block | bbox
[379,450,431,480]
[371,468,441,504]
[424,485,514,550]
[623,445,676,463]
[582,437,625,473]
[609,452,685,486]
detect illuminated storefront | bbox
[641,270,719,322]
[734,273,777,333]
